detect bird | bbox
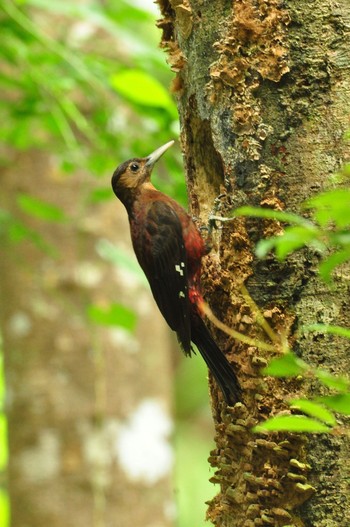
[111,140,241,404]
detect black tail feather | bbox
[191,316,241,405]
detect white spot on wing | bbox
[179,291,185,298]
[175,264,184,276]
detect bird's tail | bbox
[191,315,241,405]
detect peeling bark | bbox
[157,0,350,525]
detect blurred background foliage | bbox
[0,0,215,526]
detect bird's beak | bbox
[145,140,174,167]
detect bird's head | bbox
[111,140,174,205]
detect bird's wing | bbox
[134,200,192,354]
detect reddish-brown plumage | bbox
[111,141,241,404]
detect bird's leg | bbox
[208,193,235,232]
[196,194,233,254]
[194,193,235,253]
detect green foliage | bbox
[0,489,9,527]
[0,0,185,201]
[289,399,336,426]
[262,352,308,377]
[235,175,350,435]
[306,189,350,229]
[0,207,57,254]
[17,193,67,222]
[87,303,137,331]
[260,344,350,432]
[315,369,349,392]
[110,69,178,116]
[0,416,8,471]
[254,415,331,434]
[318,394,350,414]
[235,184,350,282]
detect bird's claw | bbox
[208,214,235,232]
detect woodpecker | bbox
[111,140,241,404]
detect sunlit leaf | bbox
[0,488,9,527]
[319,248,350,283]
[317,394,350,415]
[255,237,280,258]
[235,207,321,260]
[329,231,350,245]
[274,226,320,260]
[289,398,336,426]
[110,69,177,116]
[0,415,8,471]
[0,208,57,255]
[262,352,308,377]
[233,206,312,226]
[88,188,112,203]
[87,303,137,331]
[254,415,331,433]
[305,189,350,228]
[17,194,67,222]
[316,370,349,392]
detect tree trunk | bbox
[157,0,350,525]
[0,151,174,527]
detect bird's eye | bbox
[130,163,139,172]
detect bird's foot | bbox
[208,214,235,231]
[207,193,234,231]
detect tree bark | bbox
[157,0,350,525]
[0,151,174,527]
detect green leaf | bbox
[233,206,312,226]
[262,352,308,377]
[110,69,177,116]
[255,237,279,258]
[253,415,331,433]
[316,370,349,392]
[319,247,350,283]
[274,226,320,260]
[88,187,112,203]
[256,226,324,261]
[317,394,350,415]
[0,488,9,527]
[0,415,8,470]
[289,398,336,426]
[329,231,350,246]
[17,193,67,222]
[87,303,137,331]
[305,189,350,228]
[303,324,350,340]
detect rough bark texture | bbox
[157,1,350,526]
[0,151,174,527]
